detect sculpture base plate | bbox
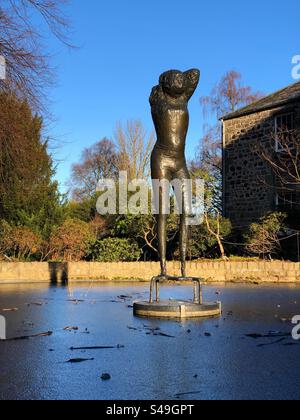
[133,300,221,319]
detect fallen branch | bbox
[246,332,290,339]
[70,345,124,351]
[67,299,85,303]
[147,332,175,338]
[65,358,94,364]
[1,308,18,312]
[257,338,287,347]
[175,391,202,398]
[1,331,53,341]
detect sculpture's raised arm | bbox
[184,69,200,101]
[149,85,162,107]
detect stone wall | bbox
[223,101,300,230]
[1,261,300,284]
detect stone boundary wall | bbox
[0,261,300,284]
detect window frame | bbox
[275,112,294,153]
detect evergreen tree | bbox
[0,93,63,238]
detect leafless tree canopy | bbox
[70,138,118,201]
[244,213,286,257]
[258,129,300,193]
[199,70,263,174]
[70,121,155,200]
[114,120,155,181]
[201,70,263,120]
[0,0,71,111]
[255,127,300,219]
[245,226,281,256]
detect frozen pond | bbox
[0,282,300,400]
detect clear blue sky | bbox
[47,0,300,192]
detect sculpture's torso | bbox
[152,101,189,155]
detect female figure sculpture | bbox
[150,69,200,278]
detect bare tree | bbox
[258,129,300,194]
[244,212,286,258]
[114,120,155,180]
[0,0,71,111]
[137,215,158,254]
[198,71,263,206]
[201,70,263,120]
[70,121,154,201]
[70,138,118,200]
[204,211,228,261]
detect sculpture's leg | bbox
[157,214,167,276]
[175,166,192,278]
[179,214,188,278]
[151,150,171,278]
[149,278,154,303]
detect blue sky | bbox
[46,0,300,192]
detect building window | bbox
[275,113,294,152]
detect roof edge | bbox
[221,80,300,121]
[221,97,299,121]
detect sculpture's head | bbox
[159,70,185,97]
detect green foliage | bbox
[90,237,141,262]
[0,220,13,259]
[111,214,141,238]
[15,196,67,240]
[189,217,232,258]
[205,216,232,238]
[110,212,180,258]
[112,213,154,240]
[0,94,63,239]
[65,196,98,223]
[190,166,220,213]
[244,212,287,257]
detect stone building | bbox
[222,80,300,231]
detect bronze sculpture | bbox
[150,69,200,278]
[133,68,221,318]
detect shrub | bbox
[12,226,43,260]
[90,238,141,262]
[244,212,287,257]
[50,218,96,261]
[0,220,13,259]
[0,221,42,260]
